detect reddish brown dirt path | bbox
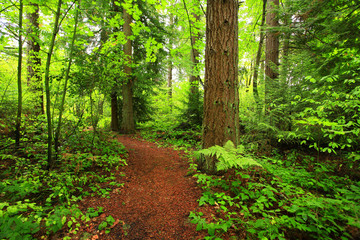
[81,134,206,240]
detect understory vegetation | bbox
[141,127,360,240]
[0,118,127,239]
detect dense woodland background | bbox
[0,0,360,239]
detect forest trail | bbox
[80,134,206,240]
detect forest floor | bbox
[76,134,209,240]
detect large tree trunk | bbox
[201,0,239,174]
[15,0,23,147]
[265,0,280,116]
[44,0,62,169]
[26,2,43,114]
[121,6,135,134]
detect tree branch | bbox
[0,4,15,13]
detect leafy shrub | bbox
[0,130,127,239]
[191,153,360,239]
[197,140,262,171]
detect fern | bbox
[198,140,262,171]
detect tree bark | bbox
[201,0,240,174]
[265,0,280,115]
[26,2,43,114]
[111,90,120,131]
[44,0,62,169]
[121,6,135,134]
[15,0,23,147]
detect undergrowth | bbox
[0,126,127,239]
[189,143,360,240]
[140,128,202,150]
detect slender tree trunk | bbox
[167,61,173,102]
[188,0,201,97]
[201,0,240,174]
[15,0,23,147]
[111,90,120,131]
[279,11,291,130]
[167,14,173,106]
[121,6,135,134]
[188,0,202,126]
[253,0,267,116]
[110,0,120,132]
[44,0,62,169]
[26,2,43,114]
[265,0,280,117]
[280,11,291,84]
[183,0,202,126]
[54,0,80,158]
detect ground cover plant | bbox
[0,122,127,239]
[189,145,360,240]
[140,128,202,150]
[137,122,360,239]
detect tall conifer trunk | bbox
[111,91,119,131]
[200,0,240,174]
[121,6,135,134]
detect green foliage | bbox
[0,200,41,240]
[141,128,201,150]
[0,128,127,238]
[198,140,262,171]
[98,215,115,234]
[1,0,360,239]
[191,152,360,239]
[281,70,360,154]
[189,211,232,239]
